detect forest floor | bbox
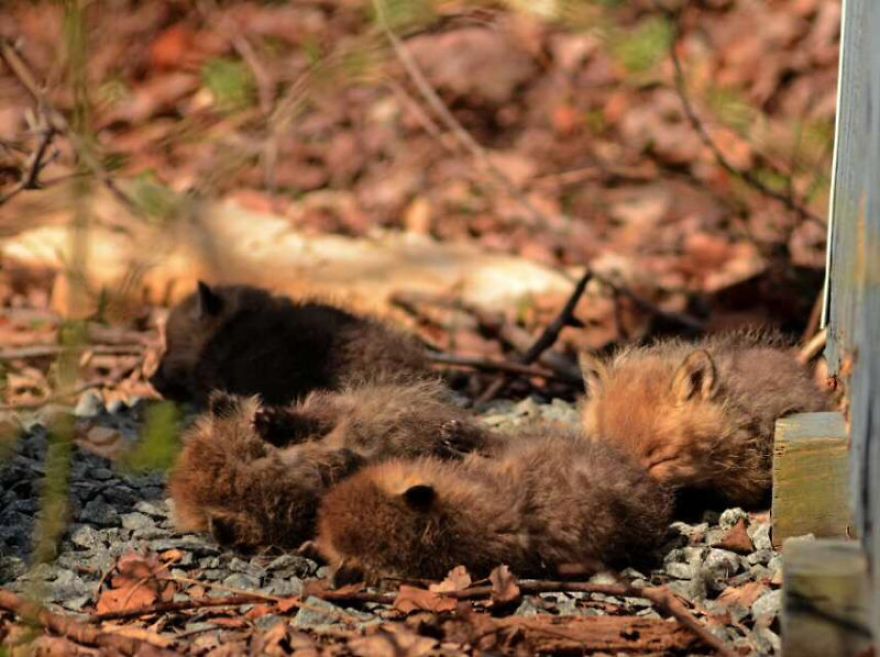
[0,0,838,654]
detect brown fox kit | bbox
[169,385,496,549]
[253,379,496,459]
[579,331,830,507]
[316,429,673,582]
[168,392,364,549]
[150,282,429,407]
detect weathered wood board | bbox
[823,0,880,640]
[772,412,851,548]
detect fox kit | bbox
[150,282,429,406]
[168,392,364,549]
[579,331,830,507]
[169,385,496,549]
[253,379,496,459]
[316,429,673,581]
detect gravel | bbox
[0,396,786,653]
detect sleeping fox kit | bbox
[316,429,673,581]
[150,282,429,407]
[168,383,496,549]
[580,331,830,507]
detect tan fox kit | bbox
[316,429,673,582]
[150,282,429,407]
[579,331,830,507]
[169,384,497,549]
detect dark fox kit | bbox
[580,331,830,507]
[168,383,496,550]
[150,282,429,406]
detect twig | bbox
[427,352,563,380]
[0,39,146,219]
[476,269,592,403]
[0,589,175,656]
[1,344,144,360]
[798,327,827,365]
[91,593,269,622]
[0,124,58,205]
[590,271,705,333]
[373,0,558,230]
[663,10,824,228]
[0,381,104,411]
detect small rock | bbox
[293,597,346,628]
[261,578,303,598]
[704,549,742,580]
[747,549,773,566]
[74,390,104,418]
[747,522,772,551]
[69,525,104,550]
[751,589,782,620]
[120,512,154,531]
[666,562,695,579]
[587,572,618,585]
[255,615,285,631]
[79,499,119,527]
[134,500,167,518]
[223,573,260,590]
[89,467,114,481]
[265,554,318,578]
[749,564,771,580]
[719,508,749,529]
[751,626,782,654]
[768,555,783,585]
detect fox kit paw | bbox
[253,407,327,446]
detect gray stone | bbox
[70,525,104,550]
[101,485,137,508]
[747,549,773,566]
[767,555,783,580]
[79,499,118,527]
[752,590,782,620]
[751,626,782,654]
[255,615,285,631]
[749,565,771,580]
[261,578,303,598]
[747,522,772,551]
[228,558,265,578]
[222,573,261,590]
[704,549,741,580]
[74,390,104,418]
[666,562,696,580]
[134,500,167,518]
[719,508,748,529]
[89,467,115,481]
[61,595,92,611]
[120,512,154,531]
[264,555,317,578]
[587,572,618,585]
[293,596,346,628]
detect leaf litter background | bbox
[0,0,838,655]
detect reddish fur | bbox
[316,429,673,581]
[580,330,830,506]
[151,283,429,406]
[168,385,497,549]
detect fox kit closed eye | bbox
[169,385,497,549]
[579,331,830,507]
[150,282,429,407]
[316,429,673,582]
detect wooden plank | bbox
[771,412,852,548]
[823,0,880,637]
[782,538,872,657]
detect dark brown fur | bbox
[150,282,429,406]
[580,330,830,507]
[316,429,673,581]
[169,384,497,549]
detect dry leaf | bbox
[393,586,457,615]
[717,581,769,608]
[429,566,472,593]
[489,565,521,605]
[713,518,755,554]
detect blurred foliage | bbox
[610,16,673,74]
[202,57,257,113]
[31,415,74,564]
[122,401,181,473]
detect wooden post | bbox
[782,538,872,657]
[771,412,851,548]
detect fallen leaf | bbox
[717,581,768,608]
[393,586,457,615]
[713,518,755,554]
[349,628,438,657]
[429,565,472,593]
[277,597,301,614]
[489,565,521,605]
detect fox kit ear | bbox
[403,484,436,512]
[672,350,718,401]
[578,352,607,397]
[208,390,240,417]
[195,281,223,319]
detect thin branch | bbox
[427,352,563,380]
[1,344,144,360]
[373,0,559,230]
[90,593,269,623]
[0,589,175,657]
[477,269,592,403]
[663,12,825,228]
